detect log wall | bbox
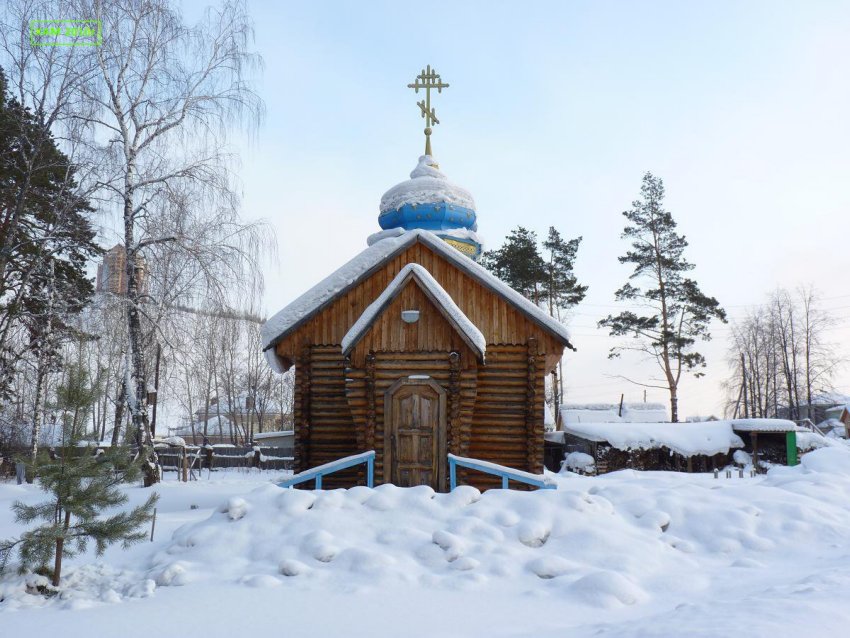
[468,342,545,490]
[297,342,545,491]
[294,345,357,487]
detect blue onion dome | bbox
[377,155,483,259]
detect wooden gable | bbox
[345,276,481,369]
[273,239,567,371]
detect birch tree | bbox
[725,286,841,420]
[80,0,262,484]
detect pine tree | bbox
[484,226,586,412]
[56,359,102,441]
[541,228,587,408]
[598,172,726,422]
[542,227,588,314]
[0,65,100,405]
[481,227,547,302]
[0,448,158,588]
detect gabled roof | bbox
[261,229,574,356]
[341,263,486,362]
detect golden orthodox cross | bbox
[408,65,449,156]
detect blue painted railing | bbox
[278,450,375,489]
[448,453,556,490]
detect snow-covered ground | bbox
[4,451,850,637]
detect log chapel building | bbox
[261,68,574,490]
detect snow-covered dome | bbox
[377,155,482,259]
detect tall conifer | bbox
[599,172,726,422]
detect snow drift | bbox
[140,446,850,609]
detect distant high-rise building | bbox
[95,244,148,295]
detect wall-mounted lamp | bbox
[401,310,420,324]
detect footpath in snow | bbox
[3,449,850,636]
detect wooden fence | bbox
[0,445,293,480]
[156,446,294,474]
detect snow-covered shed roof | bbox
[341,263,486,362]
[729,418,799,433]
[261,229,574,368]
[560,402,669,425]
[561,421,745,457]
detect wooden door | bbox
[384,378,447,489]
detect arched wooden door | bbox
[384,378,447,490]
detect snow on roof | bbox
[560,402,669,424]
[561,407,622,424]
[261,229,573,366]
[341,263,486,361]
[563,421,745,457]
[816,418,846,433]
[622,406,670,423]
[797,431,834,451]
[253,430,295,440]
[809,391,850,406]
[367,226,485,251]
[379,155,475,213]
[824,405,850,418]
[729,418,799,433]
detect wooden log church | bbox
[261,67,574,491]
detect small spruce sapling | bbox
[0,449,158,588]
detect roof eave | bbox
[263,230,574,354]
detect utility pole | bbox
[741,352,749,419]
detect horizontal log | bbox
[477,388,525,395]
[476,378,527,385]
[309,445,358,453]
[470,426,528,436]
[475,398,526,406]
[310,377,349,386]
[310,419,355,427]
[468,433,527,442]
[375,353,453,361]
[308,353,346,362]
[479,362,530,370]
[473,407,528,415]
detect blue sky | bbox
[223,0,850,417]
